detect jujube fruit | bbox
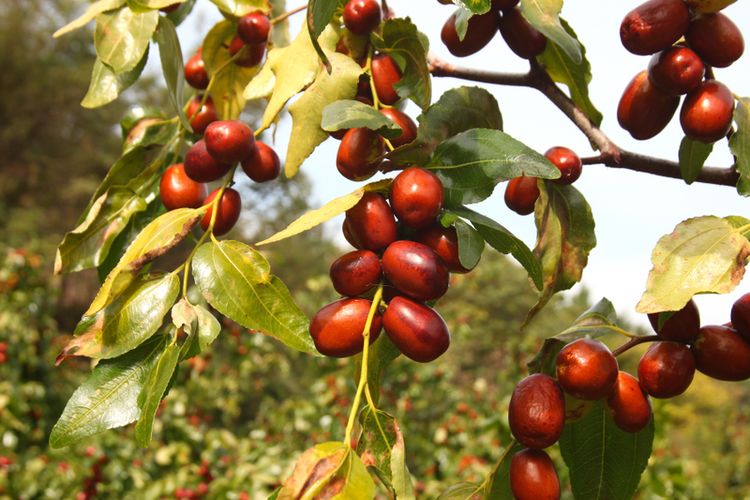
[504,176,539,215]
[692,325,750,381]
[343,0,382,35]
[237,12,271,45]
[240,141,280,182]
[336,128,384,181]
[647,298,700,343]
[731,293,750,342]
[383,296,450,362]
[379,108,417,148]
[389,167,444,229]
[382,240,450,302]
[184,140,232,182]
[510,449,561,500]
[342,218,362,249]
[344,192,398,251]
[498,7,547,59]
[647,46,705,95]
[201,188,242,236]
[545,146,582,185]
[637,341,695,398]
[619,0,690,55]
[186,96,218,135]
[508,373,565,449]
[415,224,472,273]
[617,70,679,140]
[686,13,744,68]
[159,163,207,211]
[228,36,265,67]
[606,371,652,433]
[371,54,402,105]
[680,80,734,143]
[440,10,498,57]
[309,298,382,357]
[492,0,520,10]
[329,250,382,297]
[556,338,618,400]
[184,51,209,89]
[204,120,256,164]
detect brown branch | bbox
[612,335,660,357]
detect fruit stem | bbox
[612,334,660,357]
[270,4,306,25]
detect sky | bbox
[170,0,750,328]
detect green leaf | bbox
[436,483,481,499]
[50,336,166,448]
[636,216,750,314]
[172,299,221,359]
[134,342,180,446]
[429,129,561,206]
[82,49,149,108]
[123,117,180,153]
[453,218,484,271]
[484,441,524,499]
[356,409,414,498]
[306,0,341,71]
[321,99,402,138]
[54,0,125,38]
[154,16,190,130]
[536,18,601,127]
[520,0,581,63]
[678,136,713,185]
[127,0,186,10]
[59,274,179,361]
[192,240,315,353]
[371,18,431,110]
[455,0,491,14]
[731,97,750,195]
[95,6,158,74]
[209,0,270,17]
[559,401,654,500]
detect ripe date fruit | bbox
[637,342,695,398]
[382,240,450,302]
[379,108,417,148]
[556,338,618,400]
[309,298,382,357]
[647,46,705,95]
[329,250,382,297]
[237,12,271,45]
[383,296,450,362]
[619,0,690,56]
[440,10,498,57]
[492,0,520,10]
[204,120,256,164]
[617,70,679,140]
[228,36,265,67]
[498,7,547,59]
[389,167,444,229]
[606,371,652,433]
[201,188,241,236]
[344,192,398,251]
[504,176,539,215]
[336,128,384,181]
[545,146,582,185]
[240,142,280,182]
[184,140,232,182]
[686,13,744,68]
[647,299,700,343]
[508,373,565,449]
[693,325,750,381]
[185,51,209,89]
[415,223,472,273]
[343,0,382,35]
[731,293,750,342]
[510,449,561,500]
[371,54,402,105]
[186,96,218,135]
[680,80,735,143]
[159,163,207,211]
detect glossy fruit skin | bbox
[508,373,565,449]
[159,163,207,211]
[510,449,561,500]
[693,325,750,381]
[382,241,450,302]
[498,8,547,59]
[617,70,679,140]
[607,371,652,433]
[379,108,417,148]
[492,0,520,10]
[647,299,700,343]
[309,298,382,357]
[638,342,695,398]
[204,120,256,164]
[186,96,218,135]
[185,51,209,89]
[336,128,384,181]
[343,0,381,35]
[330,250,382,297]
[345,192,398,251]
[731,293,750,342]
[184,140,232,182]
[647,46,705,95]
[505,176,539,215]
[545,146,582,185]
[440,10,498,57]
[415,224,471,273]
[686,13,744,68]
[371,54,402,105]
[228,36,265,67]
[200,188,241,236]
[556,338,618,400]
[383,296,450,362]
[619,0,690,56]
[389,167,444,229]
[240,142,280,182]
[680,80,734,143]
[237,12,271,45]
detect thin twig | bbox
[612,335,660,357]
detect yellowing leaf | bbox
[54,0,125,38]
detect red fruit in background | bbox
[637,341,695,398]
[556,338,618,400]
[379,108,417,147]
[383,296,450,362]
[619,0,690,55]
[680,80,735,143]
[498,8,547,59]
[693,325,750,381]
[185,51,209,89]
[647,299,700,343]
[505,176,539,215]
[336,128,384,181]
[510,449,561,500]
[240,142,280,182]
[309,298,382,357]
[647,46,705,95]
[329,250,382,297]
[237,12,271,45]
[545,146,582,185]
[228,36,265,67]
[343,0,382,35]
[204,120,256,164]
[382,240,450,302]
[186,96,218,135]
[617,70,679,140]
[389,167,444,229]
[686,13,744,68]
[415,224,472,273]
[440,10,498,57]
[200,188,242,236]
[160,163,207,211]
[184,140,232,182]
[371,54,402,105]
[344,192,398,251]
[606,371,652,433]
[508,373,565,449]
[731,293,750,342]
[160,3,181,13]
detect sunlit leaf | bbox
[731,97,750,195]
[95,6,158,73]
[321,99,402,138]
[520,0,581,63]
[82,49,149,108]
[134,342,180,446]
[54,0,125,38]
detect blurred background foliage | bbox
[2,1,750,498]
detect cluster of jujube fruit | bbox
[618,0,743,142]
